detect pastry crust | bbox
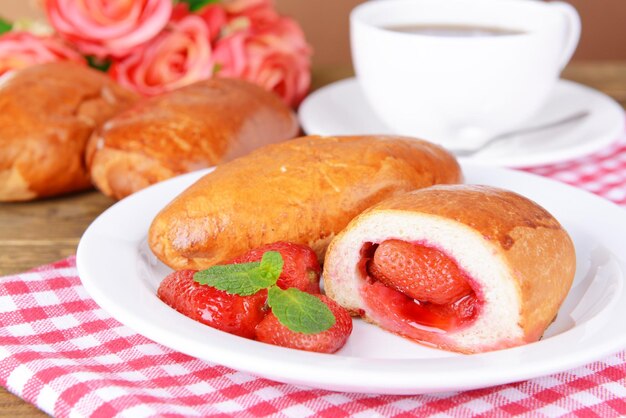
[149,135,462,270]
[0,62,137,201]
[323,185,576,353]
[87,78,299,200]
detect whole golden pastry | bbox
[87,78,299,200]
[149,135,462,270]
[0,62,137,202]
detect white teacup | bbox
[350,0,581,148]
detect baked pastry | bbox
[87,78,299,200]
[323,185,576,354]
[149,135,462,270]
[0,62,137,201]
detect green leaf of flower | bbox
[267,287,335,334]
[177,0,220,12]
[0,17,13,35]
[86,56,111,72]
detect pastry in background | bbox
[323,185,576,354]
[149,135,462,270]
[0,62,137,202]
[87,78,299,200]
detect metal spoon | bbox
[451,110,590,157]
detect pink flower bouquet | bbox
[0,0,311,107]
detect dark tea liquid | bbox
[385,24,525,37]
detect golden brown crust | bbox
[360,185,576,342]
[149,135,462,270]
[0,62,138,202]
[88,78,299,200]
[87,147,176,200]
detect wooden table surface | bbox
[1,62,626,417]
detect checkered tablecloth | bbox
[2,138,626,418]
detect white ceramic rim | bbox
[297,78,625,168]
[350,0,571,40]
[76,164,626,394]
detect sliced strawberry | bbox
[157,270,267,339]
[368,240,471,305]
[228,241,321,294]
[442,293,479,322]
[255,295,353,353]
[360,280,480,338]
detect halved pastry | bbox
[323,185,576,353]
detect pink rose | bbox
[222,0,278,28]
[0,31,85,76]
[45,0,172,58]
[245,42,310,107]
[222,0,273,14]
[109,13,216,96]
[214,17,311,107]
[213,31,247,78]
[191,4,227,41]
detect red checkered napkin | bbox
[1,138,626,417]
[525,135,626,205]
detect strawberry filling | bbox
[357,241,481,336]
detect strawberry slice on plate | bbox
[158,242,351,353]
[157,269,267,339]
[256,294,353,353]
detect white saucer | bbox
[299,78,625,167]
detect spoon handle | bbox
[453,110,590,157]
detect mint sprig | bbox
[193,251,335,334]
[0,17,12,35]
[267,287,335,334]
[194,251,282,296]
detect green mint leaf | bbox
[259,251,284,281]
[194,261,268,296]
[177,0,220,12]
[193,251,284,296]
[0,17,12,35]
[86,56,111,72]
[267,287,335,334]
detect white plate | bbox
[298,78,625,168]
[77,165,626,395]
